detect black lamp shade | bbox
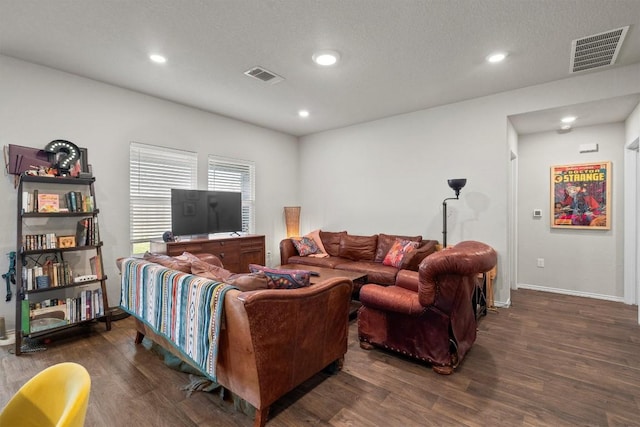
[447,179,467,194]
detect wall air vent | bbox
[570,26,628,73]
[243,66,284,84]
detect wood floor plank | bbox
[1,289,639,426]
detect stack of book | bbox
[75,217,100,246]
[22,261,73,290]
[21,190,94,213]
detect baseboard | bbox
[516,283,625,303]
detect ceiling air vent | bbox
[570,26,628,73]
[243,66,284,84]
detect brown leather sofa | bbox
[119,254,353,427]
[357,241,497,374]
[279,231,438,291]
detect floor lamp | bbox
[442,179,467,248]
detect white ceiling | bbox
[1,0,640,137]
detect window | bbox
[208,156,255,234]
[129,142,197,254]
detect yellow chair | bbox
[0,362,91,427]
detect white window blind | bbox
[130,142,197,250]
[208,156,255,233]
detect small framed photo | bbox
[57,235,76,248]
[78,148,90,173]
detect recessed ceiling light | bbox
[561,116,577,123]
[298,110,310,118]
[312,50,340,66]
[561,124,572,130]
[149,54,167,64]
[486,52,507,63]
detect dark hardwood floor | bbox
[1,289,639,426]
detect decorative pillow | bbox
[291,236,320,256]
[305,229,329,258]
[248,264,311,289]
[224,272,270,291]
[382,239,419,268]
[143,252,192,273]
[190,259,233,281]
[338,234,378,261]
[374,233,422,263]
[319,231,347,257]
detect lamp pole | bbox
[442,196,459,248]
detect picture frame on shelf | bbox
[78,147,93,178]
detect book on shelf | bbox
[75,218,89,246]
[37,193,60,213]
[89,255,102,277]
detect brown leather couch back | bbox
[338,234,378,261]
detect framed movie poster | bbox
[551,161,611,230]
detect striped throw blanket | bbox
[119,258,236,382]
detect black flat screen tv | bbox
[170,189,242,237]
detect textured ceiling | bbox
[1,0,640,136]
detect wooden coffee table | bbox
[278,264,367,319]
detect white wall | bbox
[298,63,640,307]
[517,124,625,299]
[0,55,299,330]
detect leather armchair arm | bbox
[395,269,419,292]
[279,238,297,265]
[418,241,497,307]
[359,283,424,316]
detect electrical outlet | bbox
[537,258,544,268]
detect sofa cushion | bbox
[191,258,234,281]
[143,252,192,273]
[374,233,422,263]
[291,236,321,256]
[402,240,439,271]
[249,264,311,289]
[176,251,223,268]
[224,272,270,291]
[338,234,378,261]
[335,261,398,286]
[319,230,347,257]
[383,239,419,268]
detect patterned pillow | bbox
[248,264,311,289]
[304,229,329,258]
[382,239,419,268]
[291,236,320,256]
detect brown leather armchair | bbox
[357,241,497,374]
